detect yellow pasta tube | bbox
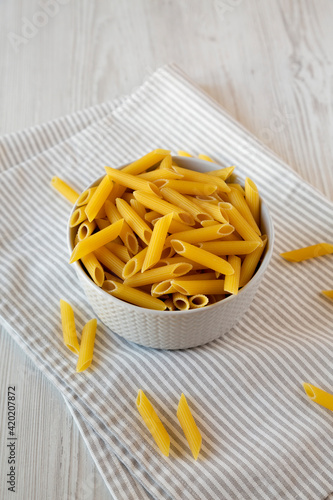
[189,295,209,308]
[133,190,195,226]
[227,187,261,235]
[123,248,148,279]
[77,220,97,241]
[322,290,333,300]
[177,393,202,460]
[145,210,162,223]
[105,241,131,262]
[124,263,193,287]
[239,235,267,287]
[59,299,80,354]
[173,292,190,310]
[121,149,171,175]
[156,179,218,196]
[171,240,234,276]
[70,219,124,263]
[103,281,166,311]
[94,246,125,279]
[303,383,333,412]
[280,243,333,262]
[142,213,173,272]
[105,200,139,254]
[219,202,262,244]
[172,166,230,193]
[136,390,170,456]
[198,154,214,162]
[224,255,241,295]
[245,177,260,226]
[76,187,98,207]
[158,154,173,170]
[199,240,261,255]
[51,176,79,204]
[191,198,229,224]
[81,253,105,287]
[116,198,153,245]
[95,218,110,230]
[108,183,127,204]
[160,256,209,271]
[85,175,113,222]
[105,166,161,196]
[139,169,182,181]
[130,199,146,220]
[76,319,97,372]
[165,224,234,247]
[70,207,88,228]
[177,150,192,157]
[228,183,245,195]
[161,187,213,223]
[172,279,225,295]
[207,166,235,180]
[164,297,176,311]
[151,280,177,296]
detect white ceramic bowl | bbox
[68,156,274,350]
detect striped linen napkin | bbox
[1,64,333,500]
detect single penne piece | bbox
[94,246,125,279]
[245,177,260,226]
[160,246,175,259]
[165,224,234,247]
[151,280,177,296]
[139,168,182,181]
[59,299,80,354]
[176,272,217,281]
[103,280,166,310]
[172,292,190,310]
[76,319,97,373]
[199,240,261,255]
[303,383,333,412]
[171,240,234,276]
[124,262,193,287]
[239,235,267,287]
[228,183,246,196]
[76,187,98,207]
[163,218,193,234]
[177,393,202,460]
[130,199,147,220]
[161,187,213,223]
[116,198,153,245]
[159,256,209,271]
[191,198,229,224]
[105,166,161,196]
[145,210,162,223]
[122,149,171,175]
[280,243,333,262]
[136,390,170,456]
[51,176,79,204]
[218,202,262,244]
[172,165,230,193]
[207,166,235,180]
[105,200,139,254]
[198,153,215,162]
[178,150,192,157]
[142,213,173,272]
[173,279,225,295]
[122,192,135,204]
[105,241,131,262]
[164,297,176,311]
[224,255,241,295]
[158,154,173,170]
[155,179,218,196]
[122,248,148,279]
[70,207,88,228]
[227,187,261,235]
[189,294,209,309]
[107,183,127,203]
[322,290,333,300]
[201,220,220,227]
[81,253,105,287]
[95,218,110,230]
[85,175,113,222]
[95,204,107,219]
[77,220,97,241]
[133,190,195,226]
[70,219,124,263]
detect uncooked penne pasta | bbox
[172,165,230,193]
[280,243,333,262]
[191,198,229,224]
[151,280,177,296]
[171,240,234,276]
[177,393,202,460]
[70,207,88,228]
[177,150,192,157]
[70,219,124,263]
[76,187,98,207]
[219,202,262,244]
[105,200,139,254]
[303,383,333,412]
[94,246,125,280]
[189,294,209,308]
[85,175,113,222]
[122,149,170,175]
[224,255,241,295]
[133,190,195,226]
[239,235,267,287]
[130,199,146,220]
[81,253,105,287]
[51,176,79,204]
[322,290,333,300]
[227,187,261,235]
[59,299,80,354]
[136,390,170,456]
[155,179,218,196]
[161,187,213,223]
[105,166,161,196]
[199,240,261,255]
[165,224,234,247]
[164,297,176,311]
[95,218,110,230]
[207,166,235,180]
[103,281,166,311]
[173,292,190,310]
[139,168,182,181]
[108,183,127,203]
[76,318,97,372]
[142,213,173,272]
[122,248,148,279]
[158,154,173,170]
[116,198,153,245]
[172,279,225,296]
[245,177,260,225]
[104,241,131,262]
[77,220,96,241]
[124,262,193,287]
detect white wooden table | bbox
[1,1,333,498]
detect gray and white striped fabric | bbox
[1,64,333,500]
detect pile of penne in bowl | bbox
[68,150,272,313]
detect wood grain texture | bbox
[0,0,333,498]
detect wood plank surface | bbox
[0,1,332,498]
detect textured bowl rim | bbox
[67,156,275,316]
